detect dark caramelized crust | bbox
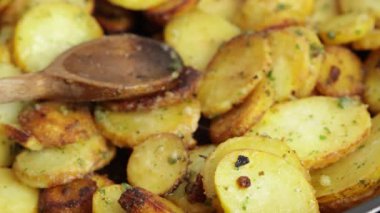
[39,178,97,213]
[185,174,206,203]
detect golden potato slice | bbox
[210,80,274,144]
[309,0,339,28]
[19,102,98,148]
[311,114,380,211]
[316,46,363,97]
[0,168,39,213]
[26,0,94,12]
[318,13,375,45]
[95,99,200,148]
[90,174,114,188]
[0,44,11,63]
[202,135,309,200]
[164,9,240,71]
[198,0,242,21]
[13,2,103,72]
[339,0,380,26]
[353,29,380,50]
[187,145,216,183]
[215,150,318,213]
[127,134,188,195]
[93,184,126,213]
[108,0,168,10]
[234,0,314,31]
[1,123,44,152]
[197,33,271,117]
[39,178,97,213]
[248,96,371,170]
[13,135,115,188]
[363,50,380,113]
[119,186,184,213]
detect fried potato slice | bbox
[316,46,363,97]
[13,2,103,72]
[1,123,44,151]
[311,114,380,211]
[234,0,314,31]
[27,0,94,12]
[0,125,18,167]
[248,96,371,170]
[164,9,240,71]
[13,135,115,188]
[339,0,380,26]
[90,174,114,188]
[39,178,97,213]
[19,102,98,148]
[197,33,271,117]
[93,184,126,213]
[215,150,318,213]
[0,168,39,213]
[95,99,200,148]
[363,50,380,114]
[309,0,339,28]
[353,29,380,50]
[127,134,188,195]
[198,0,241,21]
[0,0,11,11]
[318,13,375,45]
[210,80,274,144]
[108,0,168,10]
[119,186,184,213]
[0,44,10,63]
[202,135,309,200]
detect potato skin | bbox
[39,178,97,213]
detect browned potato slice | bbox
[1,0,28,25]
[198,0,242,21]
[339,0,380,26]
[109,0,169,10]
[210,80,274,144]
[0,124,18,167]
[353,29,380,50]
[318,13,375,45]
[316,46,363,97]
[0,44,11,63]
[311,114,380,211]
[234,0,314,31]
[19,102,98,148]
[309,0,339,28]
[127,134,188,195]
[197,33,271,118]
[90,174,114,188]
[39,178,97,213]
[93,184,127,213]
[202,135,309,200]
[119,186,184,213]
[215,150,318,212]
[13,135,115,188]
[0,0,11,11]
[363,50,380,113]
[1,124,43,151]
[248,96,371,170]
[95,99,200,148]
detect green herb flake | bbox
[319,135,327,140]
[121,182,132,191]
[267,70,275,81]
[338,97,351,109]
[327,31,336,40]
[276,3,288,11]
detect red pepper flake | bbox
[327,65,340,84]
[237,176,251,189]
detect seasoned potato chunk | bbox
[93,184,126,213]
[197,33,271,117]
[234,0,314,31]
[13,135,115,188]
[353,29,380,50]
[339,0,380,26]
[318,13,375,45]
[0,124,17,167]
[127,134,188,195]
[13,2,103,72]
[27,0,94,12]
[198,0,241,21]
[0,168,39,213]
[309,0,339,28]
[316,46,363,97]
[202,135,309,200]
[164,9,240,71]
[95,99,200,148]
[363,50,380,113]
[39,178,97,213]
[311,114,380,212]
[215,150,318,212]
[248,96,371,169]
[108,0,168,10]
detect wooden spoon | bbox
[0,34,183,103]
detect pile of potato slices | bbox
[1,0,380,212]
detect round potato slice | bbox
[318,13,375,45]
[309,0,339,28]
[339,0,380,26]
[215,150,318,213]
[93,184,126,213]
[316,46,363,97]
[248,96,371,170]
[108,0,168,10]
[197,33,271,118]
[311,114,380,211]
[27,0,94,12]
[364,50,380,113]
[13,2,103,72]
[0,168,39,213]
[127,134,188,195]
[202,135,309,200]
[198,0,241,21]
[353,29,380,50]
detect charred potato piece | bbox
[197,0,241,21]
[215,150,318,212]
[119,186,183,213]
[39,178,97,213]
[353,29,380,50]
[164,9,240,71]
[316,46,363,97]
[339,0,380,26]
[202,135,309,200]
[311,114,380,212]
[197,33,271,117]
[363,50,380,113]
[127,134,188,195]
[248,96,371,170]
[210,80,274,144]
[93,184,126,213]
[108,0,169,10]
[19,102,98,148]
[1,124,43,151]
[310,0,339,28]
